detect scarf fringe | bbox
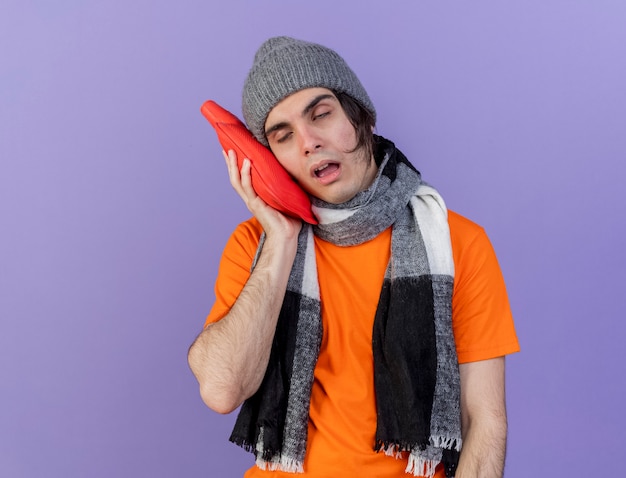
[229,436,255,454]
[406,454,437,478]
[378,442,404,459]
[431,435,462,452]
[375,435,461,455]
[230,435,305,471]
[376,435,462,477]
[255,456,304,473]
[375,439,416,455]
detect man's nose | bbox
[299,127,322,156]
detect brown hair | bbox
[334,91,376,163]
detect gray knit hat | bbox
[242,36,376,146]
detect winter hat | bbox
[242,36,376,146]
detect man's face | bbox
[264,88,377,205]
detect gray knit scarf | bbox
[230,137,462,477]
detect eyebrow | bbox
[264,93,336,138]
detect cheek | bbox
[335,119,359,151]
[273,152,302,179]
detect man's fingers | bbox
[222,149,258,204]
[223,149,244,194]
[239,158,254,195]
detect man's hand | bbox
[223,149,302,240]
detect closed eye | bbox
[276,131,293,144]
[313,111,330,121]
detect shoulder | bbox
[447,209,504,282]
[448,210,486,245]
[222,217,264,257]
[216,217,265,283]
[447,210,494,268]
[230,217,264,242]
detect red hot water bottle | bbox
[200,100,318,224]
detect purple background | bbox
[2,1,625,476]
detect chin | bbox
[318,192,354,205]
[309,182,360,205]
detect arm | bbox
[187,151,302,414]
[455,357,508,478]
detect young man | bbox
[188,36,519,478]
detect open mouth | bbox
[314,162,340,178]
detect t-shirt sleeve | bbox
[204,219,263,328]
[449,212,520,363]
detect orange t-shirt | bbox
[205,210,520,477]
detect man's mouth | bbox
[314,162,340,178]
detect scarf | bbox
[230,136,462,477]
